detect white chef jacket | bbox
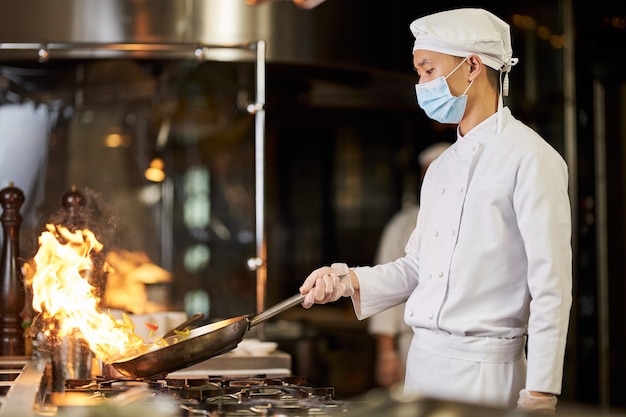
[351,107,572,406]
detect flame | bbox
[25,224,148,363]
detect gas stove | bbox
[0,354,348,416]
[53,375,348,416]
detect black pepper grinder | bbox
[0,182,26,356]
[62,185,87,232]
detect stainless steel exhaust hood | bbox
[0,0,325,63]
[0,0,420,109]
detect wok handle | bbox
[249,293,304,328]
[248,273,348,328]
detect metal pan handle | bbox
[248,273,348,328]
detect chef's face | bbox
[413,50,468,97]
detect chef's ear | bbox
[467,54,483,80]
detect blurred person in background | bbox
[368,142,450,389]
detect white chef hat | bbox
[410,8,519,133]
[410,8,517,73]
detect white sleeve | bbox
[514,145,572,394]
[352,252,419,321]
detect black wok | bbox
[110,279,338,378]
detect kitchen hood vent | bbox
[0,0,339,64]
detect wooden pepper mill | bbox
[0,182,26,356]
[62,185,87,232]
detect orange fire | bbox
[23,224,147,364]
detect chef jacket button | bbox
[429,273,433,279]
[433,230,439,237]
[471,145,476,151]
[438,271,444,278]
[408,310,414,317]
[440,188,446,195]
[458,186,464,193]
[450,229,456,236]
[428,312,434,320]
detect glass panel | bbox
[7,58,258,322]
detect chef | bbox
[298,8,572,413]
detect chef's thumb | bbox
[301,290,316,309]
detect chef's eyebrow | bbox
[414,57,432,68]
[413,57,432,74]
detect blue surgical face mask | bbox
[415,57,474,124]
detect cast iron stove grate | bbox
[168,375,346,416]
[62,375,348,416]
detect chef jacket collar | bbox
[457,106,512,144]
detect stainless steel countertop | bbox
[0,354,47,417]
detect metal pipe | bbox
[593,80,610,408]
[0,41,258,61]
[562,0,585,403]
[252,41,267,338]
[562,0,577,252]
[161,177,175,273]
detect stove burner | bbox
[64,376,166,392]
[61,375,347,416]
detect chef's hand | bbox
[375,348,403,388]
[292,0,327,8]
[245,0,327,9]
[299,263,354,308]
[516,389,558,414]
